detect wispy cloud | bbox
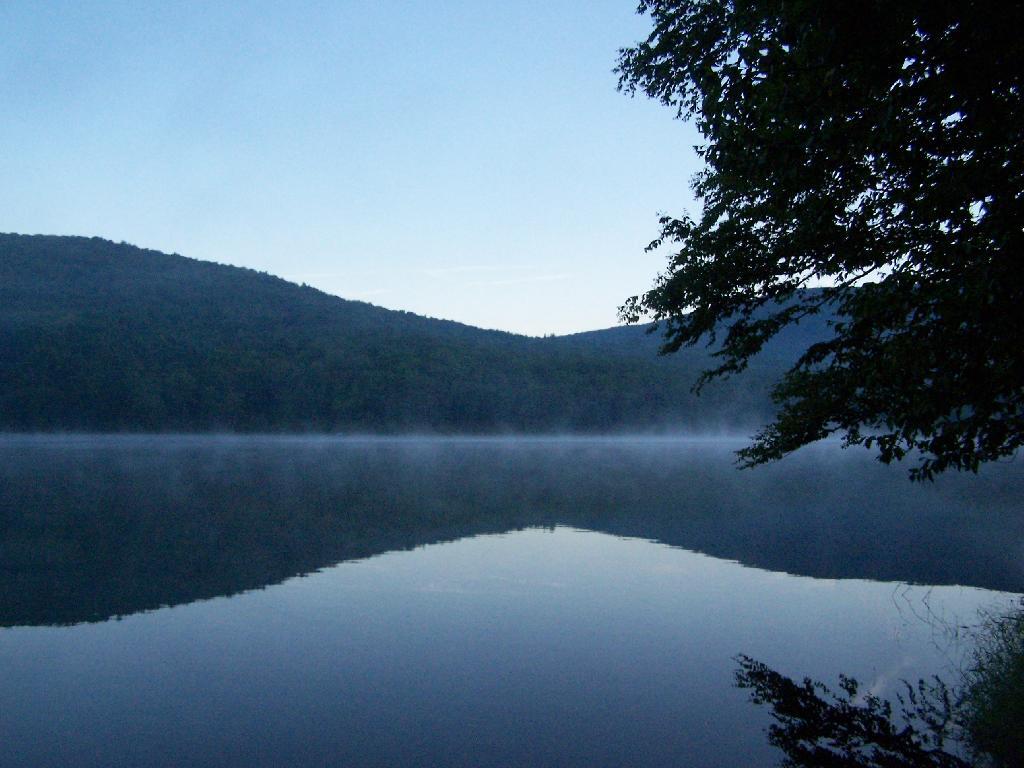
[285,265,572,292]
[419,265,537,277]
[286,271,351,281]
[466,273,573,288]
[418,264,574,288]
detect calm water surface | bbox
[1,436,1021,767]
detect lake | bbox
[1,436,1022,767]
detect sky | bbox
[1,0,703,336]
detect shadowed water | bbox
[1,436,1021,767]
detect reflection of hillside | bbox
[2,438,1022,627]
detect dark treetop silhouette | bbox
[618,0,1024,479]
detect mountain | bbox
[0,233,821,432]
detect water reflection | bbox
[2,435,1022,627]
[1,527,1014,768]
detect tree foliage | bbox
[617,1,1024,478]
[961,604,1024,764]
[0,234,791,433]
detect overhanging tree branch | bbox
[617,0,1024,479]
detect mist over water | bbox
[1,435,1021,767]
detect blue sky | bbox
[1,0,702,335]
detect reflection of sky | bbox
[1,526,1014,768]
[0,0,702,335]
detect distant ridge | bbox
[0,233,817,432]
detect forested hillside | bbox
[0,234,815,432]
